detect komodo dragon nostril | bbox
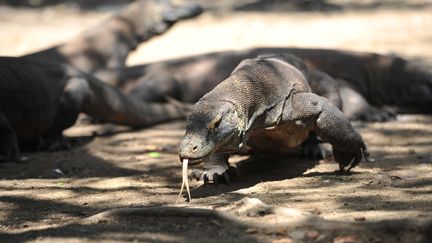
[192,146,198,151]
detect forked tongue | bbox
[176,159,192,203]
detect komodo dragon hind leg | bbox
[286,92,369,171]
[190,154,237,184]
[0,113,21,162]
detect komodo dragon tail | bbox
[66,68,190,128]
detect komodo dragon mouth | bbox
[179,145,237,166]
[179,156,206,166]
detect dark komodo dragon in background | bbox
[114,48,432,122]
[178,54,369,185]
[0,57,188,162]
[23,0,202,80]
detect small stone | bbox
[246,228,258,234]
[272,238,294,243]
[267,226,288,236]
[53,168,64,177]
[311,208,321,215]
[306,230,319,239]
[289,230,305,240]
[333,235,360,243]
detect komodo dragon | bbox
[23,0,202,78]
[109,48,432,121]
[178,54,368,191]
[0,57,189,162]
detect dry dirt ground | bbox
[1,1,432,242]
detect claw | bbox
[213,173,220,184]
[188,166,237,184]
[339,157,355,173]
[224,173,231,184]
[362,146,374,163]
[190,170,201,181]
[203,172,209,184]
[339,163,345,172]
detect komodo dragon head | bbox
[121,0,203,42]
[179,100,244,166]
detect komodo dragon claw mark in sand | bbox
[176,159,192,203]
[179,54,369,185]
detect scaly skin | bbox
[23,0,202,80]
[0,57,189,162]
[111,48,432,121]
[179,54,368,184]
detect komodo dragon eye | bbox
[207,114,222,130]
[214,119,222,129]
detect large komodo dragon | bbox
[178,54,369,190]
[112,48,432,121]
[23,0,202,78]
[0,57,189,162]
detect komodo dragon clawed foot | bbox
[189,154,237,184]
[289,92,370,172]
[190,167,237,184]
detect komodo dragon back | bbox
[117,48,431,122]
[202,54,311,130]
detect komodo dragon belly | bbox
[246,122,310,154]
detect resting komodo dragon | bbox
[108,48,432,122]
[0,57,188,162]
[23,0,202,78]
[178,54,369,187]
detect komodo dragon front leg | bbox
[286,92,368,171]
[301,69,343,159]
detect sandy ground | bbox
[0,1,432,242]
